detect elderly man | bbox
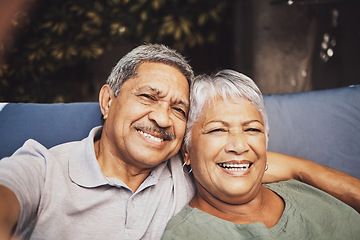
[0,44,359,240]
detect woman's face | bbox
[184,97,267,204]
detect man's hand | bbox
[263,151,301,183]
[263,151,360,213]
[0,185,19,240]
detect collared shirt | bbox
[0,127,195,240]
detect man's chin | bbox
[127,138,180,168]
[132,152,173,169]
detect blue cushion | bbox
[1,86,359,179]
[0,103,102,158]
[265,85,360,178]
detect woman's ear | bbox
[99,84,114,120]
[181,144,191,165]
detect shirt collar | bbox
[69,126,108,188]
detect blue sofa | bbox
[1,85,359,179]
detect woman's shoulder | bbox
[265,179,360,222]
[265,180,360,238]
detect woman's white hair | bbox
[184,69,269,149]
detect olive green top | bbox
[162,179,360,240]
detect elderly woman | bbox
[161,70,360,239]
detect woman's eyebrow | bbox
[204,120,229,126]
[204,119,263,126]
[243,120,264,126]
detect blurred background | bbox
[0,0,359,103]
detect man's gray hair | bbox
[106,43,194,96]
[184,69,269,149]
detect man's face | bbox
[103,62,190,170]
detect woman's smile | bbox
[217,160,253,176]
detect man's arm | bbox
[263,151,360,213]
[0,185,20,239]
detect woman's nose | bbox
[224,132,249,155]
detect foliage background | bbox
[0,0,233,102]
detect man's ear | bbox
[181,144,191,165]
[99,84,114,120]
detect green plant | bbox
[0,0,232,102]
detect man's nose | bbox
[224,132,249,155]
[148,104,172,128]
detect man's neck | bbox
[94,139,153,192]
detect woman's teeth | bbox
[218,163,252,171]
[138,130,164,142]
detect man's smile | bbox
[133,124,175,143]
[137,129,164,142]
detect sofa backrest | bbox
[0,102,102,158]
[265,85,360,179]
[1,85,359,178]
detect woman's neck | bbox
[189,186,284,228]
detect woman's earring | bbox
[182,162,192,174]
[265,163,269,171]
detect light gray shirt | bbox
[0,127,195,240]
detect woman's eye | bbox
[246,128,261,133]
[208,128,226,133]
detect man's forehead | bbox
[136,62,189,83]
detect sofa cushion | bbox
[265,85,360,178]
[0,103,102,158]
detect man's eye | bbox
[172,107,187,120]
[173,107,186,116]
[139,94,155,101]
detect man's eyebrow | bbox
[136,86,161,95]
[175,100,189,110]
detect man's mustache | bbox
[132,123,175,141]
